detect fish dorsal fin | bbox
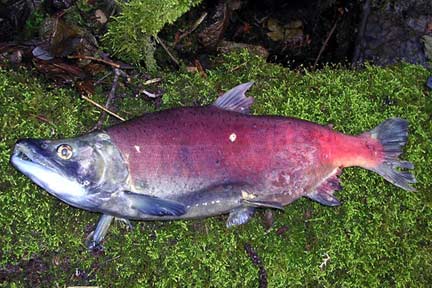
[213,82,255,114]
[306,168,343,206]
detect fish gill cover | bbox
[0,52,431,286]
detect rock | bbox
[355,0,432,66]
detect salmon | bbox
[11,82,415,249]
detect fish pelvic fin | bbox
[213,82,255,114]
[366,118,416,191]
[226,207,255,228]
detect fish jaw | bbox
[10,140,88,205]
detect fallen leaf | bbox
[284,20,303,29]
[186,66,198,73]
[217,40,269,58]
[198,1,230,48]
[262,210,274,232]
[32,46,54,61]
[95,9,107,24]
[427,22,432,33]
[194,59,207,78]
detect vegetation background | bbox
[1,51,431,286]
[0,0,432,287]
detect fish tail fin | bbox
[367,118,416,191]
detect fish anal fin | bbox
[124,191,186,216]
[213,82,254,114]
[307,169,342,207]
[226,207,255,228]
[307,191,341,206]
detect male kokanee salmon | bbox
[10,82,415,249]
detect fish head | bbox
[10,132,128,210]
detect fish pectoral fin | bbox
[226,207,255,228]
[212,82,255,114]
[242,199,284,210]
[124,191,186,216]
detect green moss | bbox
[21,9,46,40]
[0,53,431,286]
[103,0,202,69]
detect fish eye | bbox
[57,144,73,160]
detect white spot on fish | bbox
[134,145,141,153]
[229,133,237,142]
[241,190,256,200]
[203,202,207,206]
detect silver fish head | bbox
[10,132,128,210]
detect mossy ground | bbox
[0,52,431,286]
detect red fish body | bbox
[108,108,373,204]
[105,83,414,222]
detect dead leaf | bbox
[186,66,198,73]
[33,59,85,83]
[276,225,289,236]
[266,18,306,46]
[285,20,303,29]
[32,46,54,61]
[95,9,107,24]
[194,59,207,78]
[217,40,268,58]
[198,1,231,49]
[262,210,274,232]
[266,18,285,42]
[427,22,432,33]
[77,80,95,96]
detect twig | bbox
[92,68,123,129]
[155,36,180,66]
[82,94,125,121]
[142,89,159,98]
[244,243,268,288]
[68,55,122,69]
[94,71,113,86]
[194,59,207,78]
[143,78,162,86]
[313,18,339,70]
[174,12,208,45]
[229,61,248,72]
[319,253,331,270]
[87,256,121,277]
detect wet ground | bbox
[162,0,432,68]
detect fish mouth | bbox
[10,139,67,190]
[10,140,65,179]
[10,139,88,205]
